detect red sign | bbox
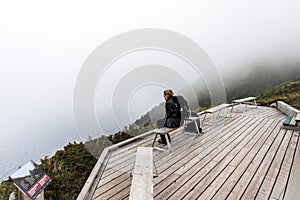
[9,160,51,199]
[27,174,51,198]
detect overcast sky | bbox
[1,0,300,138]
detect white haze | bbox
[0,0,300,181]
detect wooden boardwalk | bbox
[83,106,300,200]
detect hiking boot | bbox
[158,139,167,145]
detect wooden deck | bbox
[83,105,300,200]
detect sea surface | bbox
[0,118,80,183]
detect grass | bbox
[257,79,300,110]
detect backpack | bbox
[176,95,190,119]
[171,96,181,119]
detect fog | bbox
[1,0,300,147]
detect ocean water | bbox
[0,117,80,183]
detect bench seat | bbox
[290,117,297,126]
[200,103,232,125]
[152,128,175,152]
[205,103,231,114]
[231,97,257,113]
[233,96,256,104]
[296,113,300,122]
[129,147,153,200]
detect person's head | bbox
[163,89,174,101]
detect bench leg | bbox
[202,113,207,126]
[232,103,244,113]
[183,119,187,133]
[254,99,257,108]
[226,107,232,118]
[217,109,222,118]
[194,121,200,134]
[152,133,158,147]
[164,134,171,152]
[153,132,171,152]
[230,104,235,113]
[183,118,203,136]
[153,157,158,177]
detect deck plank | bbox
[224,120,283,199]
[93,172,130,198]
[240,128,287,199]
[154,115,245,172]
[270,130,298,200]
[155,117,258,199]
[255,129,292,199]
[282,131,300,200]
[182,118,267,199]
[199,118,275,199]
[101,128,185,180]
[212,119,280,199]
[93,178,132,200]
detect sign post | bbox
[18,190,44,200]
[9,160,51,200]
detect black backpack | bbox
[171,96,181,119]
[176,95,190,119]
[176,95,202,133]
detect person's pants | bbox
[157,118,172,144]
[159,133,171,144]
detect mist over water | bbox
[0,115,79,183]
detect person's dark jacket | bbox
[164,95,181,128]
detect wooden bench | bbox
[129,147,154,200]
[183,116,202,135]
[231,96,257,112]
[152,127,175,152]
[152,116,203,152]
[283,114,300,130]
[201,103,232,125]
[296,113,300,126]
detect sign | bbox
[9,160,51,199]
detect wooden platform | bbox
[81,105,300,200]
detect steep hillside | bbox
[257,79,300,109]
[224,65,300,102]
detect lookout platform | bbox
[78,105,300,200]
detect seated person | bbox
[157,89,181,144]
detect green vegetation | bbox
[0,142,97,200]
[108,131,134,144]
[0,180,16,200]
[39,142,97,200]
[257,79,300,109]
